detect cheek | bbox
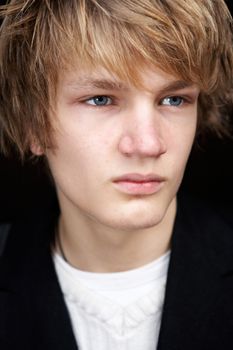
[47,126,112,190]
[166,122,196,179]
[172,114,197,151]
[59,112,114,155]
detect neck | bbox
[56,198,176,273]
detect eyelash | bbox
[160,96,186,107]
[83,95,190,107]
[85,96,113,106]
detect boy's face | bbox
[44,66,199,231]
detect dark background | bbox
[0,0,232,221]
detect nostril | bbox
[118,135,135,156]
[118,132,167,157]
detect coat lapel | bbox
[0,201,78,350]
[157,194,233,350]
[1,194,233,349]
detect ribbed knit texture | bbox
[54,251,170,350]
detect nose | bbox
[118,108,167,158]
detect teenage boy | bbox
[0,1,233,349]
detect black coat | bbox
[0,194,233,349]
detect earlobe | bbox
[30,142,44,156]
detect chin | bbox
[103,193,176,231]
[104,211,166,232]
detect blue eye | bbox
[86,96,112,106]
[161,96,184,106]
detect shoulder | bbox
[175,191,233,256]
[175,192,233,272]
[0,222,11,257]
[161,193,233,349]
[177,191,233,230]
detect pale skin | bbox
[32,66,199,272]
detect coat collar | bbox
[1,193,233,349]
[157,193,233,349]
[0,197,78,349]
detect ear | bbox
[30,140,44,156]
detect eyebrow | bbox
[67,78,196,93]
[67,79,127,91]
[159,80,195,93]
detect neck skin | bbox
[56,198,176,273]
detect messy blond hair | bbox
[0,0,233,159]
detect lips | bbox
[113,173,165,195]
[114,173,165,182]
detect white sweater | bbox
[54,251,170,350]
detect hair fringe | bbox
[0,0,233,159]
